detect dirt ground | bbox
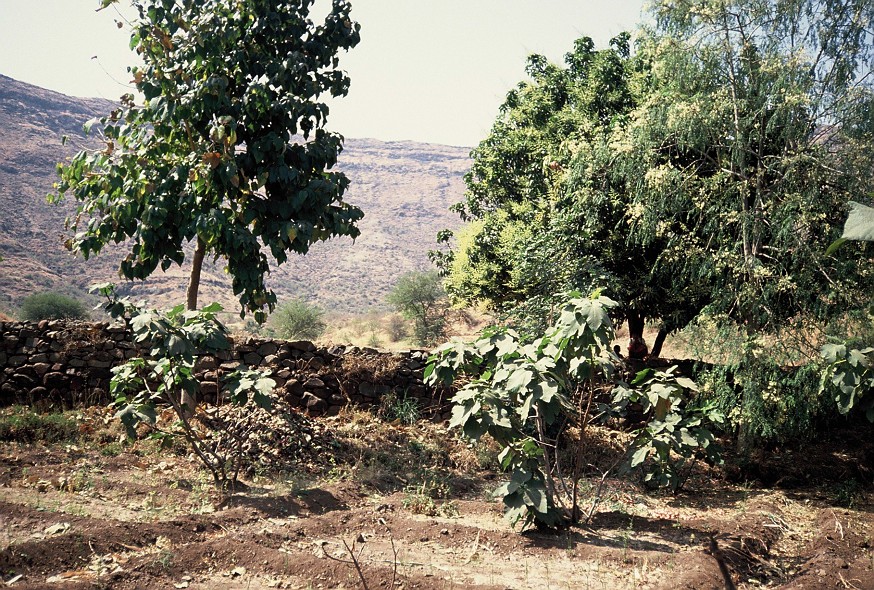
[0,407,871,590]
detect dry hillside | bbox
[0,74,469,317]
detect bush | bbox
[19,292,89,321]
[0,407,80,443]
[270,298,327,341]
[386,271,447,346]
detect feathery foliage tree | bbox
[52,0,362,322]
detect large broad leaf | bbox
[523,481,549,514]
[842,201,874,241]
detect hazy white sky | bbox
[0,0,645,147]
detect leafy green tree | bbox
[19,292,89,321]
[438,34,703,354]
[387,270,447,346]
[619,0,874,337]
[269,298,327,341]
[52,0,362,322]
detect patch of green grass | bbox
[0,406,80,443]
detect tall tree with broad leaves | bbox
[438,34,703,356]
[52,0,362,322]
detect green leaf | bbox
[630,446,650,467]
[841,201,874,242]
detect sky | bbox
[0,0,646,147]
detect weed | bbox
[0,407,79,443]
[155,550,174,570]
[378,390,421,425]
[833,478,863,508]
[99,442,124,457]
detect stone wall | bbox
[0,320,449,417]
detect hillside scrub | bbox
[18,291,89,321]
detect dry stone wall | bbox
[0,320,449,417]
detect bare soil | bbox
[0,408,871,590]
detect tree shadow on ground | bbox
[220,486,348,518]
[519,512,712,553]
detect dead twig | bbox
[321,537,370,590]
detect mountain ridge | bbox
[0,74,470,317]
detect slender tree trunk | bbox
[181,237,206,417]
[187,237,206,311]
[650,327,669,359]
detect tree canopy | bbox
[53,0,362,321]
[440,0,874,358]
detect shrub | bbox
[19,292,89,321]
[387,271,447,346]
[386,314,408,342]
[0,407,80,443]
[270,298,327,341]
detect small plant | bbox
[427,290,724,530]
[19,291,89,321]
[378,390,421,425]
[833,478,863,508]
[821,342,874,422]
[607,367,725,491]
[426,291,619,529]
[94,284,275,492]
[269,298,327,341]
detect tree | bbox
[387,270,447,346]
[269,297,326,340]
[441,0,874,364]
[438,34,701,355]
[618,0,874,338]
[52,0,362,322]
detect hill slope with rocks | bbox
[0,74,469,318]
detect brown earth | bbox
[0,407,871,590]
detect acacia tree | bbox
[52,0,362,322]
[387,270,448,346]
[620,0,874,337]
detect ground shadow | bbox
[220,486,348,517]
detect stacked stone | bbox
[0,320,136,408]
[0,321,448,417]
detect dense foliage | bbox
[19,292,89,321]
[438,0,874,446]
[440,0,874,358]
[53,0,362,322]
[269,297,327,341]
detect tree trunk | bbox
[181,237,206,417]
[187,237,206,311]
[627,311,648,359]
[650,327,669,358]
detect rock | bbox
[303,392,327,414]
[304,377,325,389]
[257,342,278,357]
[243,352,262,366]
[288,340,316,352]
